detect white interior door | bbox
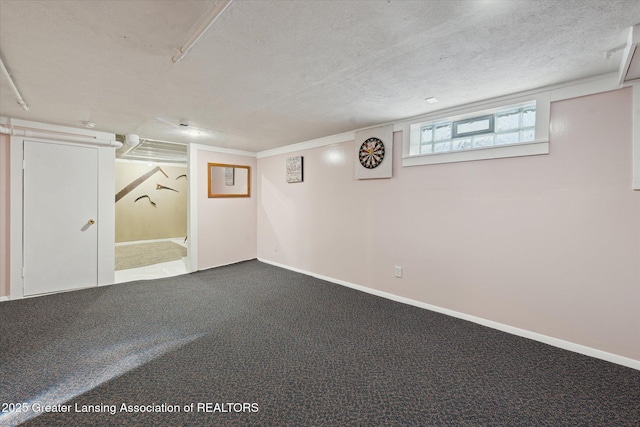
[23,140,99,296]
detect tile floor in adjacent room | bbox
[114,238,188,284]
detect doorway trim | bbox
[187,143,198,272]
[114,157,192,278]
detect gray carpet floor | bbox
[0,260,638,426]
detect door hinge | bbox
[23,159,26,170]
[22,266,25,278]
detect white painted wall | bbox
[257,88,640,364]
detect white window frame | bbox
[398,92,550,167]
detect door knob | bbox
[88,219,95,225]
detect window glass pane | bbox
[452,139,472,151]
[407,100,541,160]
[433,141,451,152]
[455,117,491,135]
[520,129,535,142]
[421,144,433,154]
[495,132,519,145]
[496,110,520,131]
[421,126,433,143]
[522,108,536,128]
[473,135,494,147]
[434,124,451,141]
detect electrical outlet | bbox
[394,265,402,278]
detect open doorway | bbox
[114,139,189,283]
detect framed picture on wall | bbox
[286,156,303,183]
[208,163,251,198]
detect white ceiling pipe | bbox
[0,55,30,111]
[172,0,233,63]
[115,134,141,157]
[0,125,122,148]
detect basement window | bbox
[403,93,550,166]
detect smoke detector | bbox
[179,119,190,127]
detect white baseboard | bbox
[258,258,640,371]
[0,296,9,303]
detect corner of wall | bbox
[0,134,9,298]
[632,85,640,190]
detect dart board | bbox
[358,137,385,169]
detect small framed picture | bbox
[286,156,303,183]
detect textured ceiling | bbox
[1,0,639,152]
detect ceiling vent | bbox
[116,138,187,163]
[619,24,640,85]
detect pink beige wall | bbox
[257,88,640,361]
[0,134,9,298]
[198,149,257,270]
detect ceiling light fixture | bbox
[124,134,140,147]
[619,23,640,85]
[425,97,438,104]
[172,0,234,63]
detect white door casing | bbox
[23,140,99,296]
